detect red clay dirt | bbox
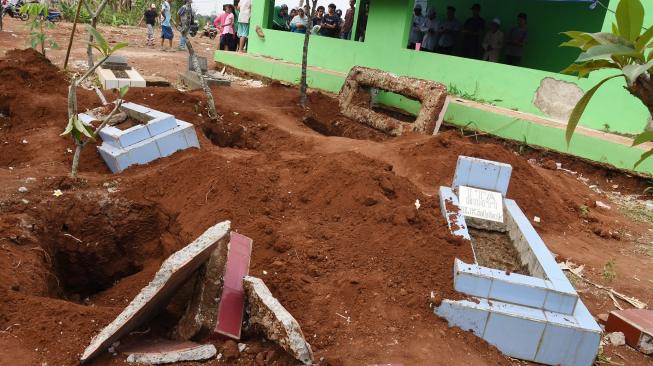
[0,47,652,366]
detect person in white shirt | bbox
[421,9,440,52]
[290,7,309,34]
[482,18,504,62]
[408,4,425,49]
[237,0,252,52]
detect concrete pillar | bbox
[364,0,412,49]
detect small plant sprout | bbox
[62,26,128,178]
[602,258,617,282]
[21,3,58,56]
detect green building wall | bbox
[216,0,653,174]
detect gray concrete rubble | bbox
[338,66,448,136]
[124,340,217,364]
[80,221,231,363]
[243,276,314,365]
[173,240,229,341]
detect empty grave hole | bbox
[42,196,169,298]
[468,227,529,275]
[355,88,418,123]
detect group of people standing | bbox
[212,0,252,52]
[271,0,358,40]
[141,0,252,53]
[410,3,528,66]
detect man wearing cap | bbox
[408,4,425,49]
[482,18,503,62]
[462,3,485,59]
[143,3,158,47]
[437,6,461,55]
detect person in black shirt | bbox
[313,5,325,27]
[320,3,339,38]
[462,3,485,59]
[143,3,158,46]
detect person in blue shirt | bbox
[160,0,174,50]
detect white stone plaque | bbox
[458,185,503,223]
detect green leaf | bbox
[634,148,653,167]
[561,60,620,77]
[633,131,653,146]
[616,0,645,42]
[587,32,633,47]
[61,117,75,136]
[576,43,640,62]
[109,42,129,54]
[560,31,600,51]
[87,26,109,55]
[612,22,620,36]
[636,27,653,50]
[623,60,653,85]
[72,115,93,139]
[566,75,624,145]
[119,85,129,97]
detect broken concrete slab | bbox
[123,339,217,364]
[338,66,448,136]
[243,276,314,365]
[173,240,229,341]
[214,232,253,339]
[606,309,653,354]
[178,70,231,91]
[80,221,231,363]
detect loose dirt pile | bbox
[0,49,651,365]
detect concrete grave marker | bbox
[80,221,231,363]
[458,186,503,223]
[188,55,208,74]
[96,55,146,89]
[436,156,600,366]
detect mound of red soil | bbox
[0,48,641,365]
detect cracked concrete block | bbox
[533,77,583,121]
[173,239,229,341]
[80,221,231,363]
[338,66,448,136]
[243,276,314,365]
[124,339,217,364]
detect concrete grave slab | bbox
[96,63,147,90]
[214,232,253,340]
[179,70,231,91]
[123,339,217,364]
[173,238,229,341]
[452,156,512,196]
[338,66,448,136]
[188,55,209,74]
[244,276,314,365]
[80,221,231,363]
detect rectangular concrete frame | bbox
[338,66,447,136]
[80,221,231,363]
[97,103,177,149]
[435,156,600,366]
[97,120,200,173]
[96,67,147,90]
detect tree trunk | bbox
[628,75,653,120]
[64,0,84,69]
[299,0,317,108]
[71,142,82,177]
[87,0,108,68]
[183,3,219,121]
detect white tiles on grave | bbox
[452,156,512,195]
[436,156,600,366]
[96,103,200,173]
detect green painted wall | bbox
[421,0,609,73]
[218,0,653,173]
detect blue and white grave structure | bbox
[79,102,200,173]
[436,156,601,366]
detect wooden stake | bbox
[63,0,85,70]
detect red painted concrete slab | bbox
[606,309,653,354]
[214,232,252,340]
